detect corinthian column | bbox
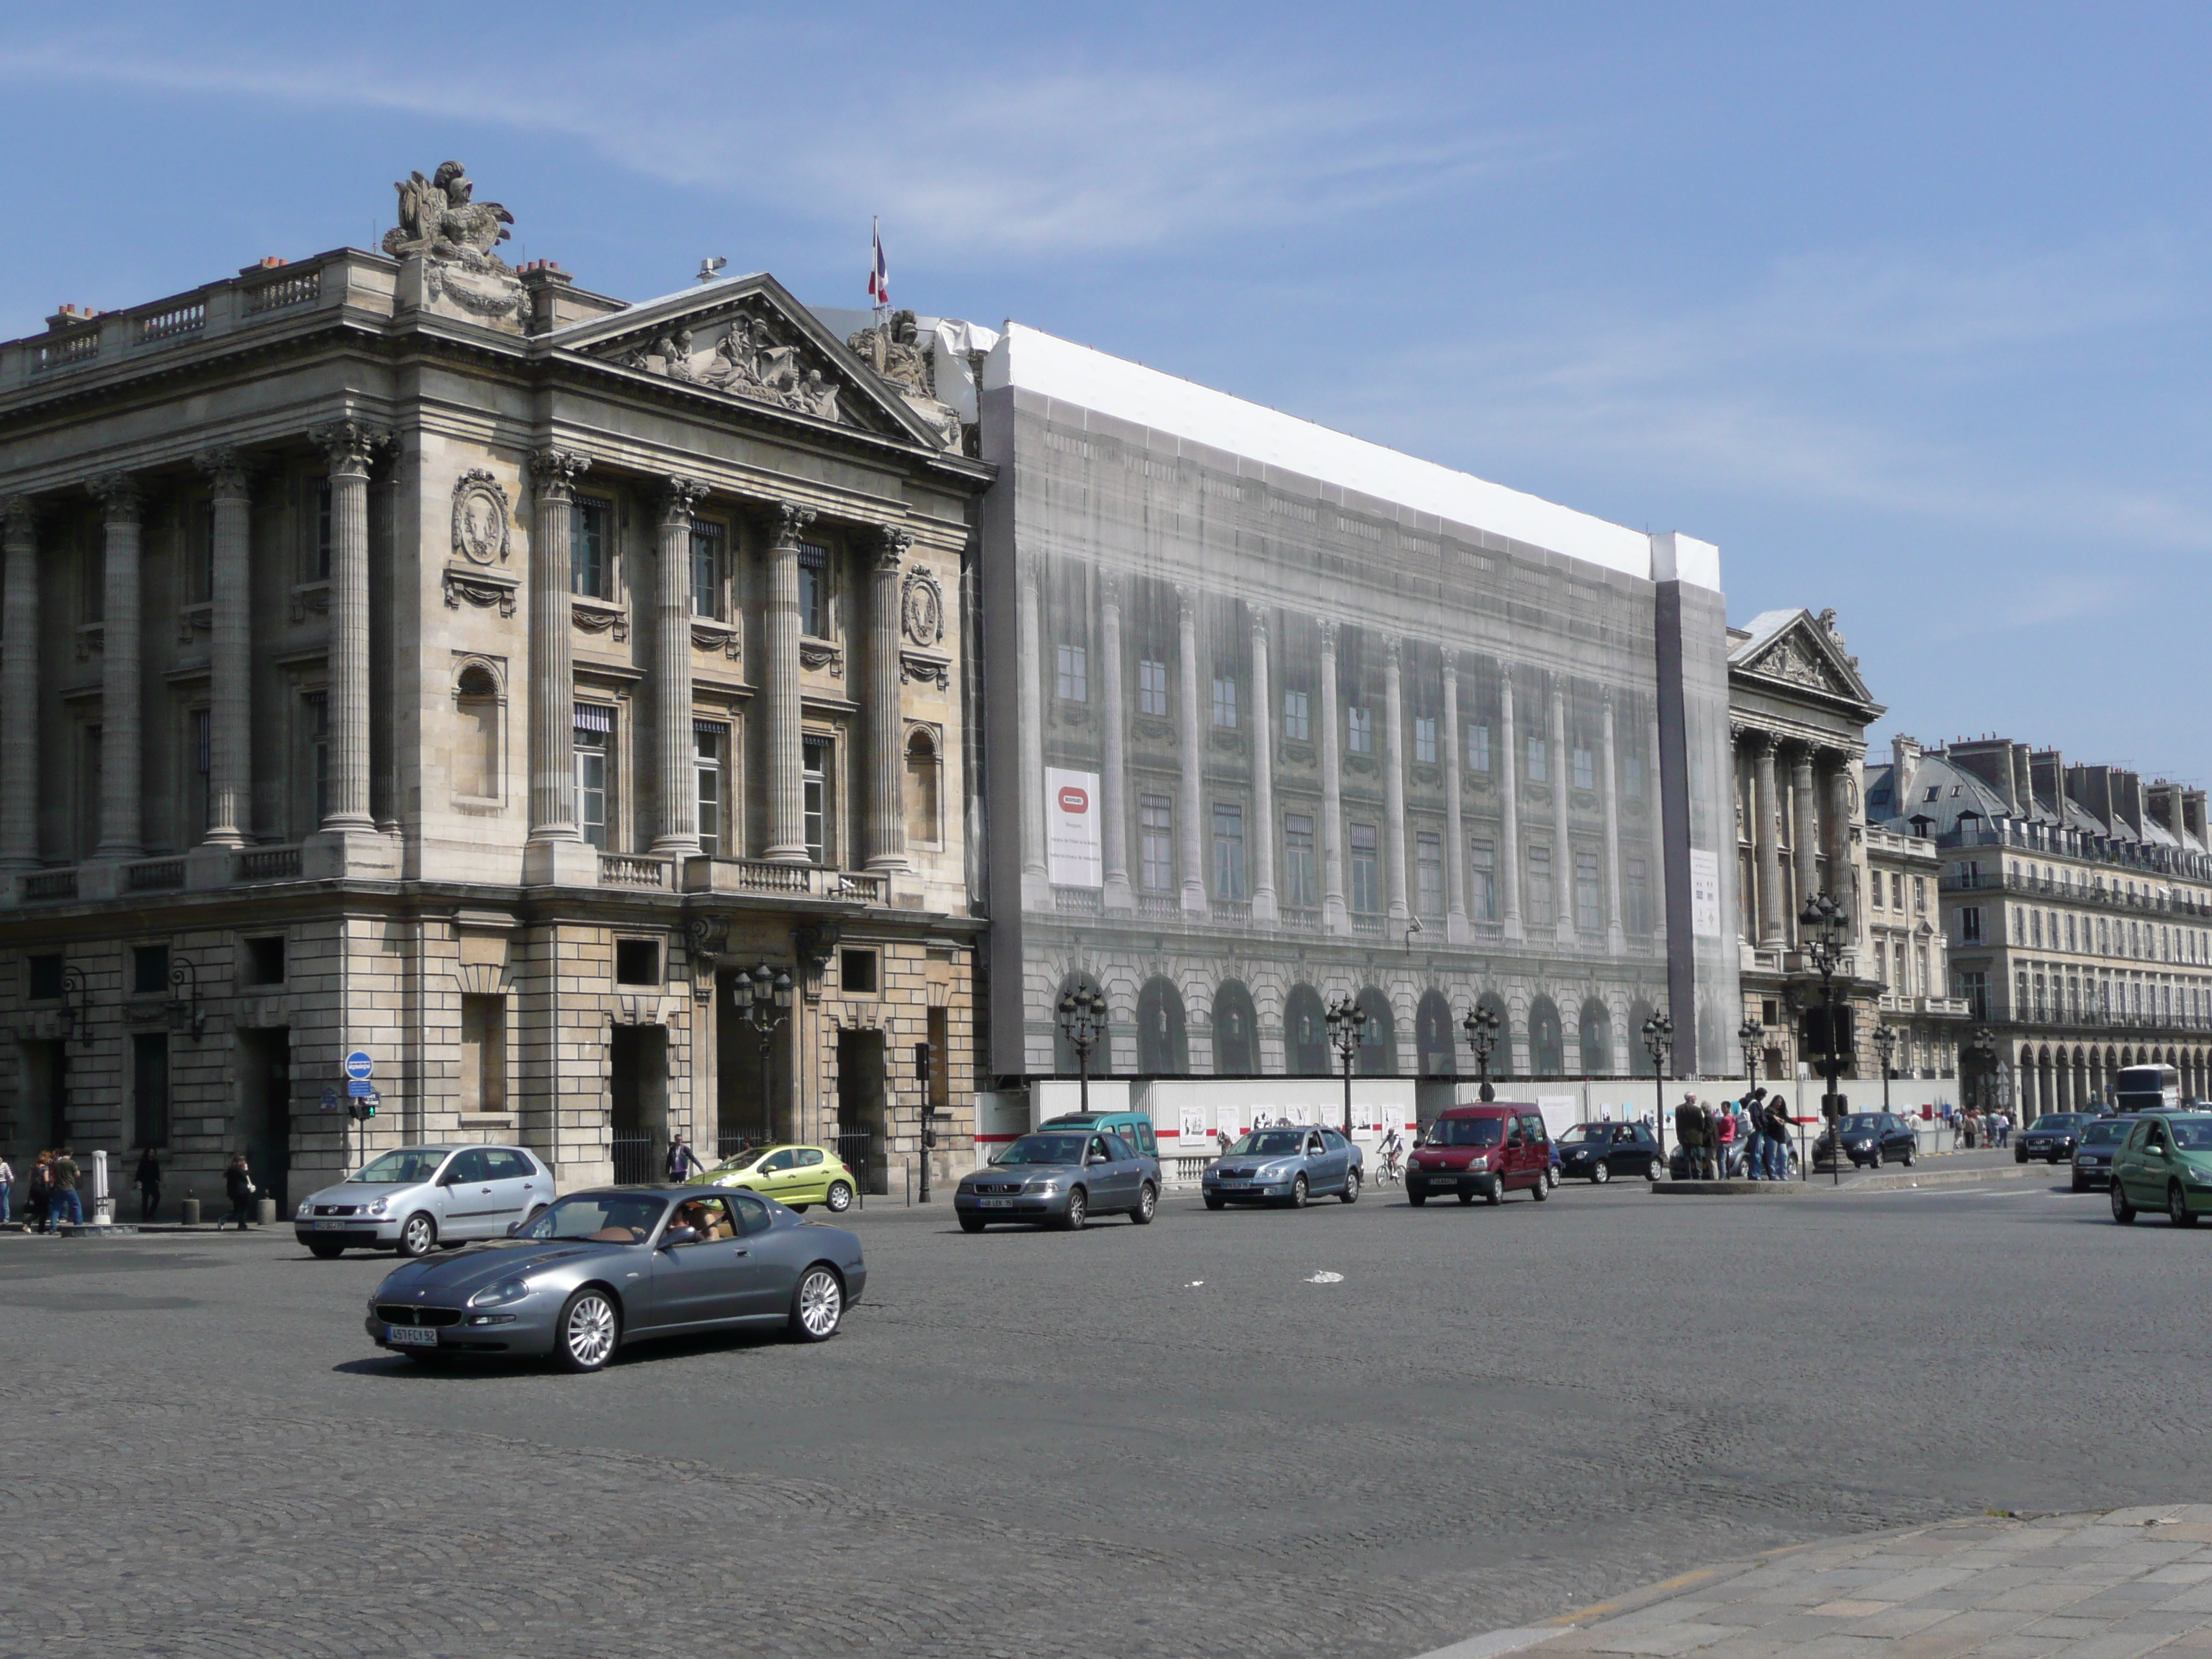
[1441,649,1468,943]
[1827,753,1857,939]
[1551,677,1572,942]
[763,503,815,863]
[1319,621,1347,935]
[1752,732,1785,948]
[1601,688,1624,955]
[1791,745,1819,923]
[864,526,911,873]
[308,421,385,833]
[1175,585,1206,917]
[1248,607,1277,926]
[651,478,709,859]
[0,498,39,872]
[527,447,589,848]
[195,449,253,847]
[1384,637,1409,924]
[86,474,143,859]
[1498,664,1523,941]
[1099,572,1133,913]
[1016,556,1046,904]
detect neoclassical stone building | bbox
[0,165,989,1208]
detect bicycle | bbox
[1375,1136,1406,1187]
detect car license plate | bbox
[1218,1179,1251,1188]
[313,1218,346,1231]
[385,1326,438,1347]
[979,1197,1014,1210]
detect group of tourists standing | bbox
[0,1148,81,1231]
[1673,1089,1797,1180]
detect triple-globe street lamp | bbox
[1641,1010,1674,1163]
[1056,984,1110,1117]
[734,964,795,1148]
[1797,891,1851,1187]
[1325,994,1368,1137]
[1872,1022,1900,1113]
[1462,1003,1501,1102]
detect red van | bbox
[1406,1104,1551,1206]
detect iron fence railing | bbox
[610,1136,657,1185]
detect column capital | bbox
[1174,581,1195,621]
[1248,605,1268,644]
[530,446,593,501]
[194,446,256,501]
[1439,643,1457,674]
[1741,726,1776,755]
[310,419,392,475]
[1100,567,1122,608]
[770,500,818,548]
[1318,618,1339,652]
[1,495,34,541]
[874,524,912,570]
[1385,634,1403,669]
[85,472,142,522]
[657,475,710,526]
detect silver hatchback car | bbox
[295,1145,553,1258]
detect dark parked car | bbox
[2072,1115,2138,1191]
[1406,1105,1550,1206]
[1556,1122,1663,1184]
[1814,1112,1918,1170]
[2016,1112,2092,1164]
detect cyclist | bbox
[1378,1125,1406,1184]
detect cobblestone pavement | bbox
[2,1174,2208,1658]
[1444,1508,2212,1659]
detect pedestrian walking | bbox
[27,1153,51,1232]
[135,1148,161,1223]
[0,1152,12,1224]
[224,1153,256,1231]
[1762,1097,1791,1181]
[48,1146,83,1230]
[665,1133,705,1183]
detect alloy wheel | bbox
[399,1214,436,1258]
[1341,1169,1360,1205]
[2171,1184,2197,1228]
[1289,1174,1308,1209]
[793,1267,843,1340]
[560,1292,618,1371]
[826,1182,853,1213]
[1593,1162,1611,1185]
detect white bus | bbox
[2114,1064,2181,1115]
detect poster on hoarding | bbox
[1689,848,1722,938]
[1045,768,1102,888]
[1179,1107,1207,1146]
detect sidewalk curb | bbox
[1654,1162,2052,1197]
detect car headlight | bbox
[2188,1168,2212,1186]
[467,1278,533,1309]
[369,1198,388,1215]
[1026,1179,1060,1195]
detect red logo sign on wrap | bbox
[1045,767,1102,888]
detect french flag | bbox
[867,218,889,307]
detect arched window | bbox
[1527,997,1564,1077]
[1285,984,1328,1076]
[1211,980,1259,1076]
[1578,998,1614,1078]
[1355,987,1396,1077]
[1051,971,1108,1077]
[454,665,500,799]
[1415,990,1456,1077]
[904,728,940,846]
[1137,976,1188,1075]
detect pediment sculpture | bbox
[1753,637,1835,693]
[848,309,964,451]
[382,161,523,323]
[613,308,847,424]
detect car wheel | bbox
[1408,1190,1426,1207]
[1287,1174,1308,1210]
[1646,1158,1663,1182]
[789,1264,845,1341]
[1530,1170,1549,1202]
[552,1288,620,1373]
[1341,1168,1361,1205]
[2111,1180,2137,1225]
[1059,1187,1088,1231]
[1545,1166,1558,1190]
[1902,1148,1915,1168]
[307,1241,344,1259]
[958,1214,986,1233]
[825,1181,854,1214]
[1131,1182,1157,1224]
[1592,1162,1611,1185]
[2170,1184,2198,1228]
[397,1213,437,1258]
[2015,1146,2028,1164]
[1488,1177,1506,1206]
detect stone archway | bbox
[1210,979,1259,1077]
[1284,984,1328,1076]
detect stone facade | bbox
[0,169,991,1209]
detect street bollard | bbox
[91,1148,114,1227]
[254,1197,277,1225]
[180,1197,201,1226]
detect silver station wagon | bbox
[295,1145,552,1259]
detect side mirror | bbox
[660,1226,699,1248]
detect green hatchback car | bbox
[2108,1113,2212,1227]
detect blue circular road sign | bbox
[344,1050,374,1082]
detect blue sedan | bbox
[1202,1126,1364,1209]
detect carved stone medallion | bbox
[902,565,945,647]
[451,470,511,566]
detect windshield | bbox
[1840,1116,1884,1133]
[1560,1125,1614,1145]
[2082,1120,2131,1146]
[517,1193,669,1244]
[2033,1116,2085,1132]
[1228,1130,1306,1156]
[993,1134,1089,1166]
[1424,1117,1503,1148]
[346,1149,448,1185]
[2168,1120,2212,1150]
[705,1148,772,1176]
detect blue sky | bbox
[2,4,2206,784]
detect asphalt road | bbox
[1,1171,2205,1659]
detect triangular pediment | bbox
[549,273,955,451]
[1736,609,1880,711]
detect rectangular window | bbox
[1575,850,1601,932]
[1957,969,1987,1020]
[689,521,725,619]
[2031,910,2044,948]
[574,703,611,850]
[27,954,62,1001]
[1282,812,1316,906]
[1467,721,1491,774]
[244,935,285,986]
[1139,658,1169,717]
[302,694,328,832]
[1625,750,1645,798]
[1416,832,1442,920]
[187,707,211,838]
[1573,746,1594,791]
[2065,912,2077,953]
[1211,675,1237,729]
[695,721,727,858]
[1890,872,1903,909]
[132,1033,169,1148]
[78,534,104,625]
[313,477,333,583]
[840,948,878,994]
[799,541,832,637]
[1346,707,1372,755]
[1871,874,1887,910]
[803,737,830,864]
[2015,968,2029,1020]
[1527,735,1547,783]
[1413,716,1437,765]
[615,939,661,985]
[132,944,169,996]
[1960,907,1982,943]
[458,994,506,1115]
[186,498,215,606]
[1913,876,1927,914]
[1282,688,1310,742]
[1527,844,1555,925]
[1056,642,1088,702]
[1212,803,1246,899]
[1140,795,1173,891]
[1471,838,1498,922]
[571,498,612,598]
[1626,856,1649,932]
[1349,822,1379,913]
[76,724,102,861]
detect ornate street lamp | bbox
[734,963,794,1146]
[1055,983,1110,1117]
[1737,1018,1764,1084]
[1798,891,1851,1187]
[1969,1026,1998,1118]
[1462,1002,1501,1102]
[1642,1010,1674,1164]
[1872,1022,1899,1113]
[1325,994,1368,1137]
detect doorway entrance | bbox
[610,1025,669,1183]
[835,1029,888,1195]
[22,1040,67,1153]
[716,967,782,1156]
[238,1028,292,1217]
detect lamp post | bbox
[1462,1003,1501,1102]
[734,963,794,1148]
[1797,891,1851,1187]
[1641,1010,1674,1164]
[1969,1026,1998,1121]
[1872,1022,1899,1113]
[1325,994,1367,1137]
[1055,984,1109,1117]
[1737,1018,1764,1085]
